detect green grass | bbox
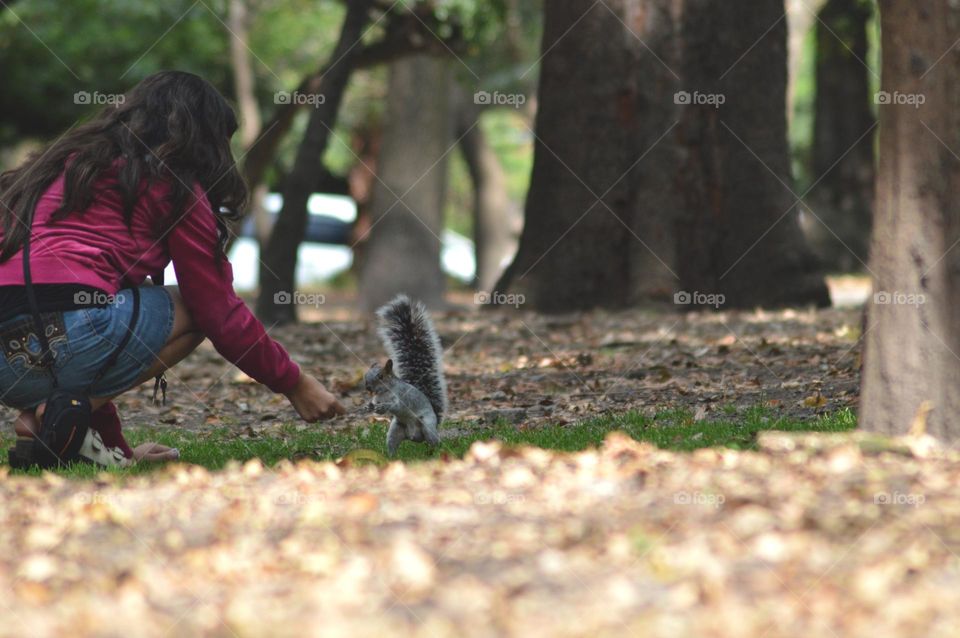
[0,406,857,479]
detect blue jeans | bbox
[0,286,174,410]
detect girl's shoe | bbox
[76,428,133,467]
[91,402,134,459]
[7,429,132,470]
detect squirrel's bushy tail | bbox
[376,295,447,421]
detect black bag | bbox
[16,219,140,469]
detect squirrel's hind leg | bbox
[422,412,440,447]
[386,418,405,456]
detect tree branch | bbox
[241,8,464,190]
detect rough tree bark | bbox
[496,0,829,312]
[255,0,374,323]
[494,0,681,312]
[861,0,960,441]
[801,0,876,272]
[358,55,452,311]
[675,0,830,306]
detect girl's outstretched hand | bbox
[285,373,346,422]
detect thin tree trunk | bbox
[255,0,374,323]
[454,96,520,292]
[786,0,828,127]
[229,0,260,149]
[240,10,462,192]
[228,0,271,248]
[861,0,960,440]
[358,55,452,311]
[801,0,876,272]
[346,126,381,275]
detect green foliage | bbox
[0,1,229,144]
[790,26,817,190]
[0,0,540,237]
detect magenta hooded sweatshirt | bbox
[0,167,301,394]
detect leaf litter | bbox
[0,303,914,637]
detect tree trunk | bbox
[495,0,682,312]
[801,0,876,272]
[229,0,260,149]
[675,0,830,306]
[346,126,382,276]
[228,0,271,248]
[255,0,373,323]
[453,93,521,292]
[240,9,464,194]
[860,0,960,441]
[496,0,829,312]
[358,55,452,311]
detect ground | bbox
[83,298,864,440]
[1,432,956,637]
[0,300,919,638]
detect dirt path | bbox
[0,431,954,637]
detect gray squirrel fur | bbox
[364,295,447,456]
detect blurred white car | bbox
[163,193,476,291]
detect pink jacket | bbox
[0,168,301,393]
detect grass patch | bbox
[0,406,857,479]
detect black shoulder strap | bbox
[22,220,57,381]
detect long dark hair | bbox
[0,71,247,262]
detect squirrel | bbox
[364,295,447,456]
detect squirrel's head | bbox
[363,359,394,391]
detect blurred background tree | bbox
[0,0,880,320]
[798,0,877,273]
